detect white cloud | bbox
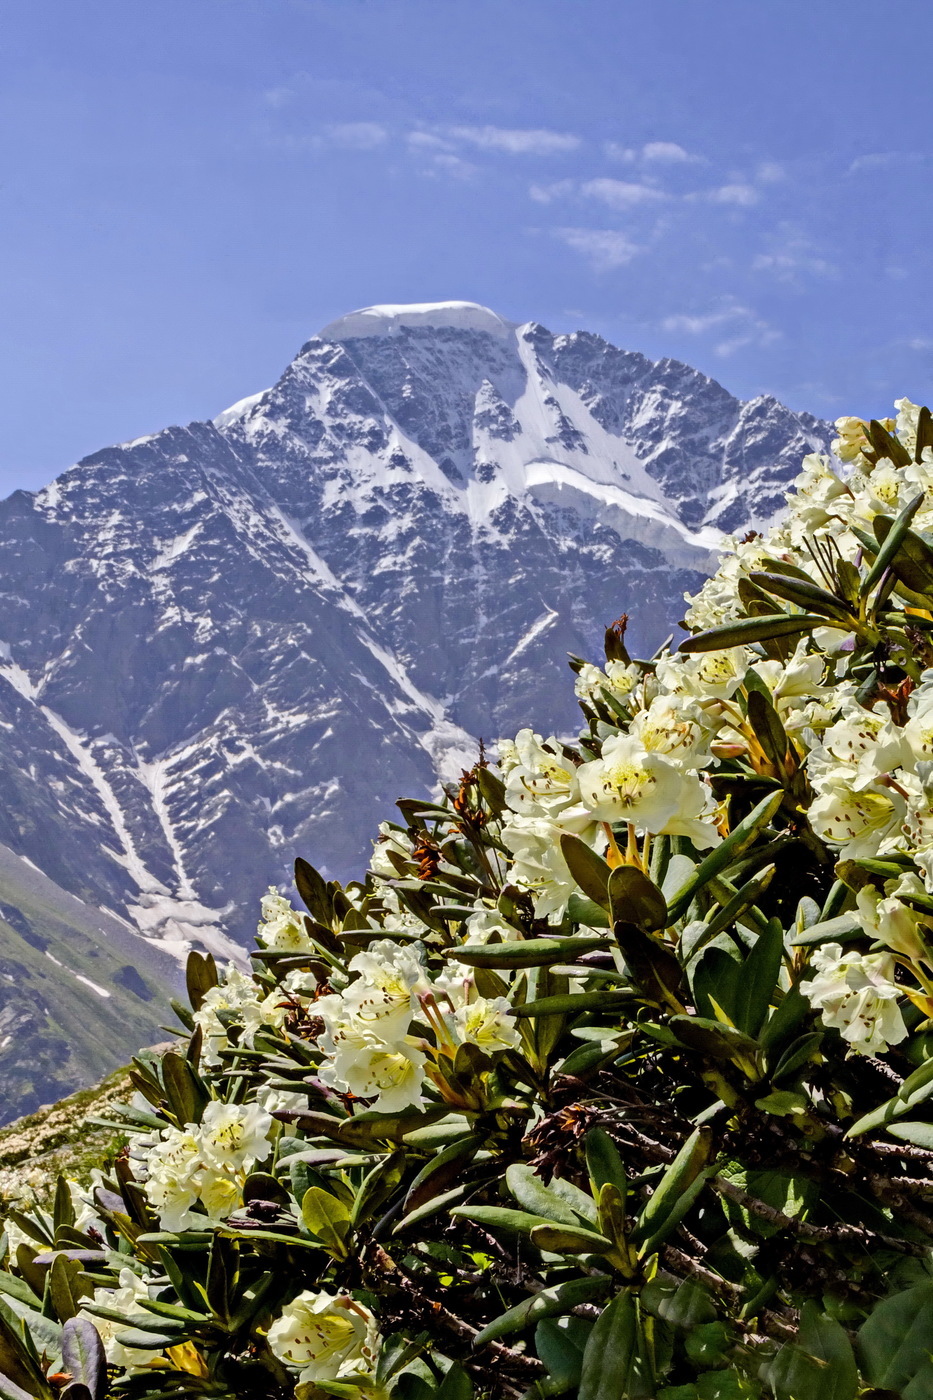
[554,228,641,271]
[756,161,785,183]
[604,141,637,162]
[706,183,759,206]
[642,141,691,163]
[662,300,778,356]
[753,250,836,279]
[426,152,477,179]
[581,177,668,209]
[848,151,926,173]
[529,179,576,203]
[407,131,453,152]
[444,125,580,155]
[324,122,389,150]
[752,228,837,281]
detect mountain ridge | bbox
[0,302,832,1116]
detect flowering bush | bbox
[6,402,933,1398]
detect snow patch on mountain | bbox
[319,301,516,342]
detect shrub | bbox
[5,401,933,1399]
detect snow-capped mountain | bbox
[0,302,830,975]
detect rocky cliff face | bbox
[0,302,831,975]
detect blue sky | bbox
[2,0,933,495]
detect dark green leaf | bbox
[667,792,783,922]
[858,1280,933,1397]
[579,1293,655,1400]
[560,834,612,909]
[678,614,827,654]
[449,937,609,968]
[608,866,668,933]
[473,1281,606,1350]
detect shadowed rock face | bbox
[0,303,832,961]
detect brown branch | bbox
[365,1243,545,1387]
[712,1175,928,1257]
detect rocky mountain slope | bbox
[0,302,831,1116]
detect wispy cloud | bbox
[604,140,701,164]
[581,177,668,209]
[662,300,778,356]
[324,122,389,150]
[753,226,837,281]
[705,183,759,206]
[848,151,927,173]
[554,228,641,271]
[444,125,581,155]
[642,141,692,163]
[529,180,576,204]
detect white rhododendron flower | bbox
[342,941,427,1036]
[503,728,579,817]
[257,888,314,952]
[85,1270,161,1370]
[319,1035,426,1113]
[370,822,416,878]
[451,996,521,1053]
[267,1290,379,1384]
[804,943,908,1055]
[855,885,930,963]
[143,1128,202,1231]
[196,1099,272,1173]
[501,814,593,919]
[193,964,289,1066]
[577,733,716,846]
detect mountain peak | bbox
[316,301,517,342]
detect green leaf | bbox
[632,1127,712,1247]
[435,1363,473,1400]
[0,1300,53,1398]
[746,689,792,773]
[294,856,333,926]
[886,1121,933,1149]
[765,1302,857,1400]
[472,1277,611,1348]
[747,572,852,622]
[612,920,683,1009]
[161,1051,209,1128]
[205,1233,238,1324]
[530,1222,615,1254]
[641,1276,717,1329]
[535,1316,592,1391]
[301,1187,351,1258]
[608,866,668,933]
[669,1015,760,1063]
[449,1206,556,1236]
[666,792,784,922]
[401,1138,478,1217]
[860,490,925,597]
[184,949,218,1013]
[48,1252,91,1323]
[449,937,609,968]
[505,1164,589,1227]
[61,1316,106,1400]
[858,1280,933,1397]
[732,919,784,1037]
[579,1293,655,1400]
[678,613,828,654]
[560,834,613,909]
[585,1128,628,1200]
[513,991,630,1018]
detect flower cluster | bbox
[144,1099,273,1230]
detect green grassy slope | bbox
[0,841,182,1122]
